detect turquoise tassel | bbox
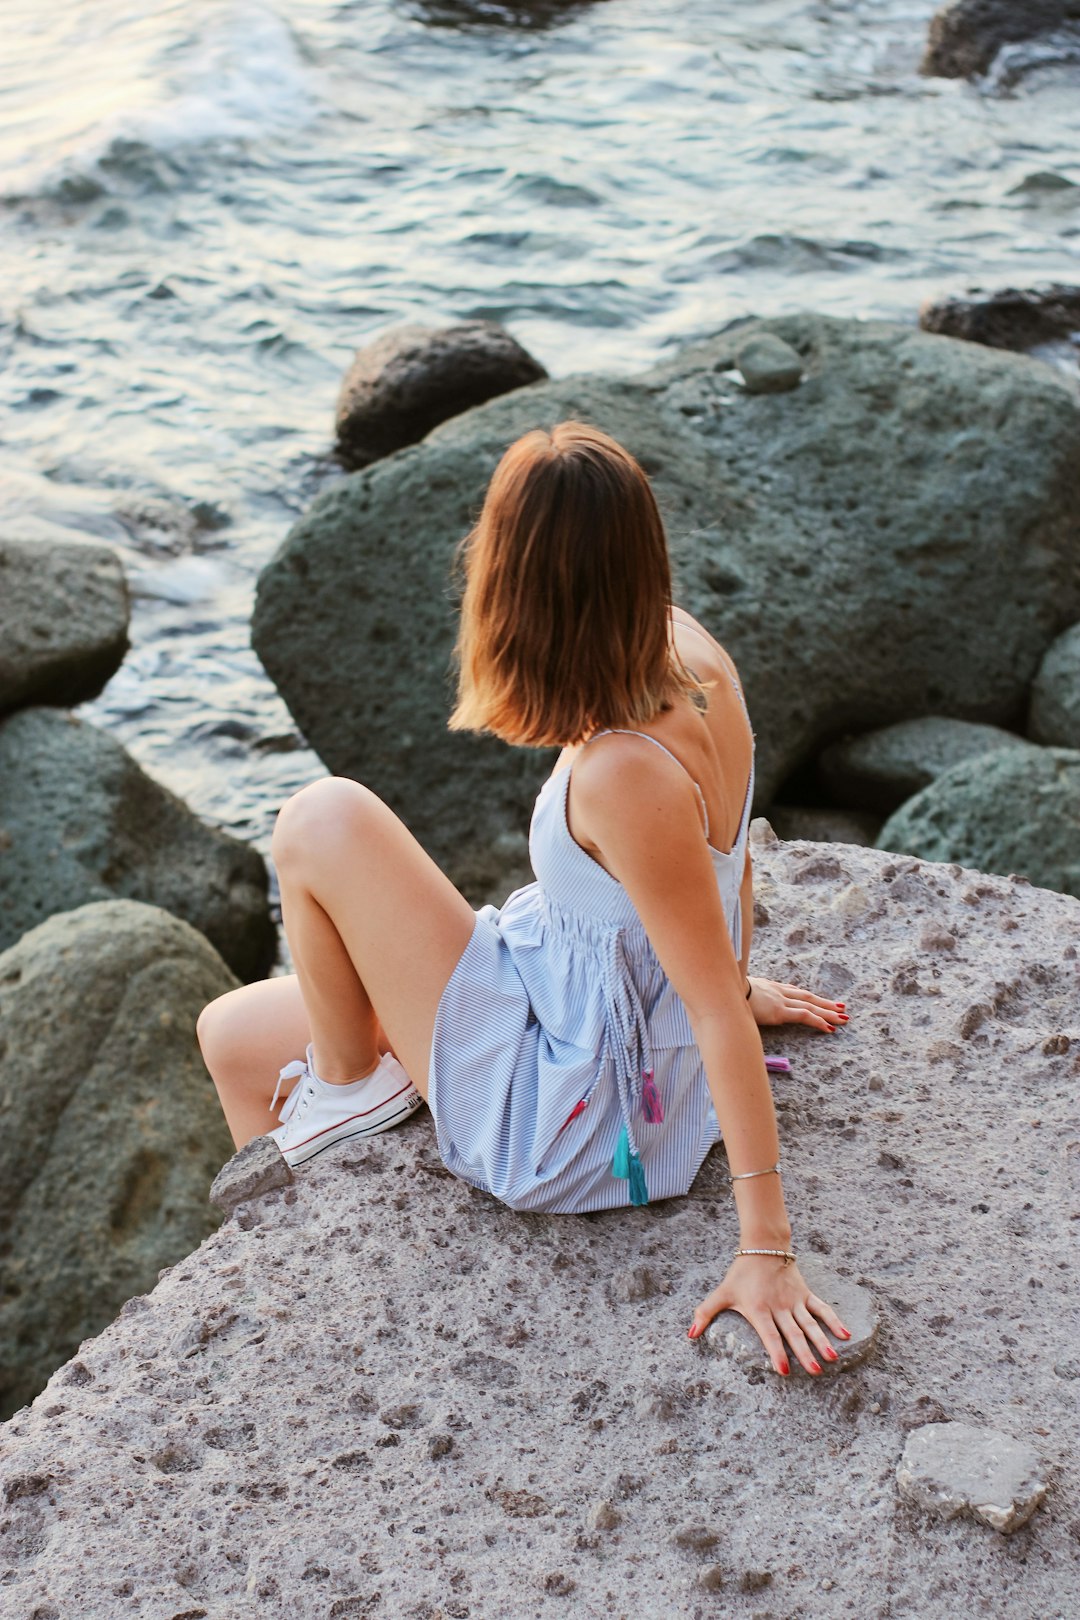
[612,1124,631,1179]
[627,1152,649,1207]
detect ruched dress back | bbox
[428,680,756,1215]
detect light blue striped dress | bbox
[428,697,755,1215]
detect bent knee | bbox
[271,776,381,870]
[196,988,256,1072]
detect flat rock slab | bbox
[210,1136,293,1214]
[897,1422,1048,1533]
[2,839,1079,1617]
[703,1259,878,1376]
[0,538,129,715]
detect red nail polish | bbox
[836,1002,845,1009]
[839,1015,849,1022]
[688,1324,700,1340]
[810,1361,822,1374]
[839,1327,851,1339]
[779,1360,790,1376]
[824,1347,838,1361]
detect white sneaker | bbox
[269,1043,423,1167]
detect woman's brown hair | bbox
[448,420,700,748]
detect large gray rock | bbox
[818,716,1029,814]
[0,538,129,716]
[254,313,1080,891]
[334,320,548,470]
[897,1423,1047,1533]
[2,838,1078,1615]
[0,708,276,981]
[877,743,1080,899]
[1028,623,1080,747]
[921,1,1080,79]
[0,900,237,1419]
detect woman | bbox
[198,420,851,1376]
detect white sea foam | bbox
[3,2,322,200]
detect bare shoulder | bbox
[569,730,704,853]
[670,606,744,692]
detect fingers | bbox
[688,1281,731,1340]
[775,1309,823,1376]
[778,983,849,1032]
[794,1302,841,1365]
[805,1291,852,1343]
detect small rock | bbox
[672,1523,719,1551]
[428,1434,454,1460]
[542,1572,575,1596]
[0,538,130,715]
[334,320,547,469]
[586,1499,620,1531]
[739,1570,773,1593]
[609,1265,667,1303]
[735,333,803,394]
[210,1137,293,1214]
[896,1422,1047,1533]
[697,1564,725,1592]
[704,1259,878,1375]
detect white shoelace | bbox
[271,1054,316,1122]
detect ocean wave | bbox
[3,2,322,205]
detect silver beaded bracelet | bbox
[734,1247,796,1265]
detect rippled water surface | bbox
[2,0,1078,886]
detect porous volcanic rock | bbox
[254,313,1080,893]
[920,283,1080,355]
[334,320,547,469]
[877,742,1080,898]
[0,707,276,981]
[1028,622,1080,748]
[921,0,1080,79]
[0,538,129,715]
[0,900,237,1419]
[818,716,1029,814]
[2,832,1077,1616]
[897,1421,1047,1533]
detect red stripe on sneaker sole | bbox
[283,1098,423,1165]
[283,1082,420,1153]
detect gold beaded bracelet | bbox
[734,1247,797,1265]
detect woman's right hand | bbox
[688,1255,851,1375]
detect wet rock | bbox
[703,1260,878,1376]
[0,707,276,980]
[734,332,803,394]
[818,717,1029,815]
[256,312,1080,893]
[897,1422,1047,1532]
[1028,623,1080,749]
[210,1138,293,1215]
[877,743,1080,899]
[0,539,129,716]
[920,1,1080,80]
[920,282,1080,354]
[0,901,236,1418]
[334,320,547,470]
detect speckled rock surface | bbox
[254,312,1080,894]
[1,830,1078,1617]
[897,1421,1048,1533]
[1029,622,1080,748]
[877,742,1080,899]
[0,538,129,716]
[818,716,1029,814]
[0,901,237,1420]
[0,707,277,981]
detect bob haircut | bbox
[448,421,701,749]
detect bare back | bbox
[549,607,754,870]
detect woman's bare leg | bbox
[198,777,476,1149]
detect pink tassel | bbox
[641,1068,664,1125]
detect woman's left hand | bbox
[747,976,847,1032]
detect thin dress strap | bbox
[585,728,711,841]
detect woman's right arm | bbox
[572,741,850,1374]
